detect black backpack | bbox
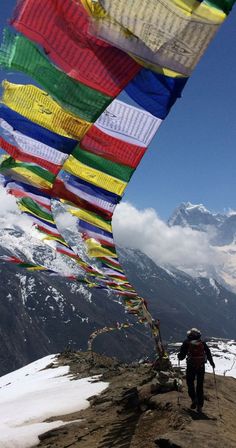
[187,340,206,369]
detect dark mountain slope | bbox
[1,227,236,375]
[119,248,236,341]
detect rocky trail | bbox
[37,351,236,448]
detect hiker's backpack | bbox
[187,340,206,369]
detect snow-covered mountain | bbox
[168,202,236,246]
[168,202,225,231]
[168,202,236,291]
[1,198,236,375]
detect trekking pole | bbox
[177,359,181,407]
[213,367,222,419]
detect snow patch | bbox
[209,278,220,295]
[185,202,210,214]
[0,355,108,448]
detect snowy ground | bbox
[0,354,108,448]
[169,339,236,378]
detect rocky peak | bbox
[168,202,224,230]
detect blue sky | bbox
[0,1,236,220]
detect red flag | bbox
[0,137,62,175]
[12,0,140,96]
[81,125,147,168]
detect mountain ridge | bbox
[26,349,236,448]
[168,201,236,246]
[168,201,225,230]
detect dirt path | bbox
[37,351,236,448]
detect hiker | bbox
[177,328,215,413]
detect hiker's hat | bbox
[187,327,201,338]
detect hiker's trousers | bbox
[186,365,205,407]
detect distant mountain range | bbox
[1,203,236,376]
[168,201,236,246]
[168,202,236,291]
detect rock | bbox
[145,409,153,416]
[77,421,89,429]
[39,429,59,441]
[92,395,109,405]
[159,378,177,393]
[158,371,173,382]
[138,384,153,401]
[149,395,174,410]
[140,403,149,412]
[150,379,161,393]
[95,401,113,412]
[87,419,97,424]
[44,362,56,369]
[155,436,183,447]
[140,371,156,386]
[176,379,183,391]
[117,387,140,409]
[138,373,179,402]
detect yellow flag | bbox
[6,167,53,189]
[81,0,107,17]
[41,235,69,245]
[70,208,112,233]
[2,81,91,139]
[64,156,127,196]
[86,238,117,258]
[27,266,45,271]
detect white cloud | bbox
[0,186,19,215]
[113,202,226,273]
[226,208,236,217]
[0,185,33,232]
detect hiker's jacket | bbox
[178,339,214,369]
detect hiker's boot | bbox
[190,401,197,409]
